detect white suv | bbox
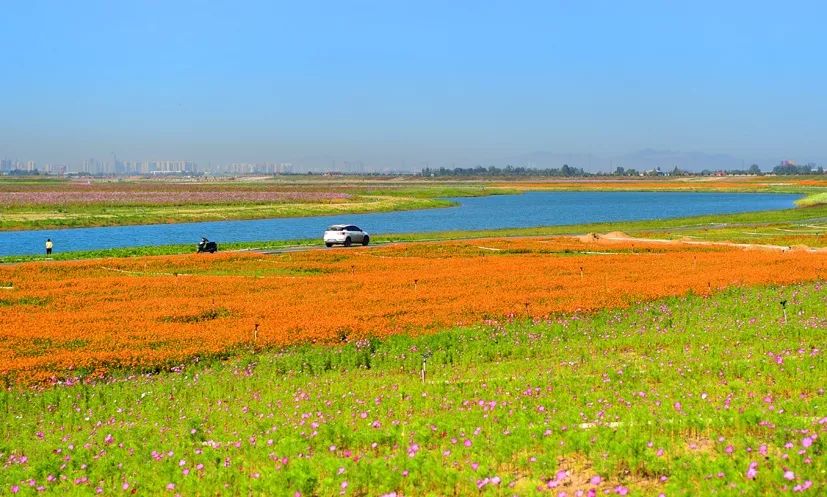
[324,224,369,247]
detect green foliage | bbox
[0,296,50,307]
[160,307,232,324]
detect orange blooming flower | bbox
[1,237,824,386]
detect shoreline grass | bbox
[0,196,458,232]
[3,203,826,264]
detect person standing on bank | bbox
[45,238,53,255]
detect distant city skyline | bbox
[2,150,821,176]
[2,2,826,169]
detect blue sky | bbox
[2,1,825,170]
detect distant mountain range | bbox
[498,149,745,172]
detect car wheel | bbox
[362,235,369,246]
[325,242,333,247]
[344,237,352,247]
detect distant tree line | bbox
[423,162,824,177]
[772,163,824,175]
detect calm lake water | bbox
[0,191,798,256]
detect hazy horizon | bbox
[2,1,826,171]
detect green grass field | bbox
[0,177,518,231]
[1,282,823,496]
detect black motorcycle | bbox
[197,238,218,253]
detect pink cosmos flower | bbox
[746,461,758,480]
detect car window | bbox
[350,226,361,232]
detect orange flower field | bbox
[1,237,825,385]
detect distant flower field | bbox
[1,237,824,386]
[0,191,351,206]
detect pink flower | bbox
[746,461,758,480]
[784,470,795,481]
[590,475,602,485]
[802,437,813,448]
[615,485,628,495]
[166,483,176,491]
[464,439,472,447]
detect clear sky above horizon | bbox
[2,1,825,170]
